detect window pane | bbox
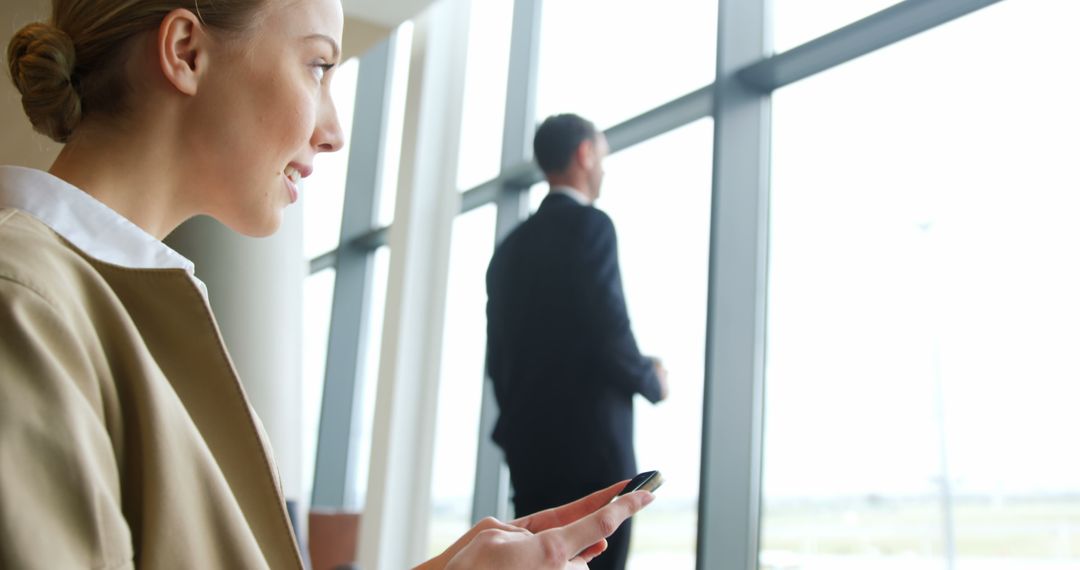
[536,0,717,130]
[377,23,414,228]
[772,0,902,53]
[301,247,392,512]
[600,119,713,568]
[528,180,546,213]
[302,268,337,507]
[304,23,412,248]
[428,205,497,555]
[763,2,1080,569]
[304,57,360,259]
[355,247,391,507]
[456,0,512,191]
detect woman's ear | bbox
[158,9,208,96]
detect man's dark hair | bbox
[533,113,598,175]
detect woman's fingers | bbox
[439,493,652,570]
[513,479,630,532]
[550,490,654,560]
[477,517,529,534]
[575,538,608,562]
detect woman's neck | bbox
[49,117,193,240]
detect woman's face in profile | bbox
[184,0,346,237]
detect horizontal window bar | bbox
[739,0,1004,93]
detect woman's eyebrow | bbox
[304,33,340,60]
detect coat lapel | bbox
[94,262,302,568]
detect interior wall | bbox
[1,0,62,170]
[343,16,393,62]
[0,2,390,170]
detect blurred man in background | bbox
[486,113,668,570]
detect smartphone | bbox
[616,470,663,498]
[574,471,664,559]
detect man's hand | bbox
[650,357,669,401]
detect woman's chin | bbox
[226,210,284,238]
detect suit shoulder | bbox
[578,207,616,239]
[581,206,614,225]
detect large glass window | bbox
[763,1,1080,568]
[535,0,717,130]
[300,247,391,511]
[428,204,498,555]
[598,120,712,568]
[455,0,512,191]
[299,54,361,507]
[303,21,410,511]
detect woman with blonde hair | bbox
[0,0,652,568]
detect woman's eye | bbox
[312,63,335,82]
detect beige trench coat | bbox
[0,208,303,569]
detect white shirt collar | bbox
[550,185,592,206]
[0,165,207,297]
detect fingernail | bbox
[640,491,655,506]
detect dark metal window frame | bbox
[311,1,1005,566]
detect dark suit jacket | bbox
[486,192,662,496]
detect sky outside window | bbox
[535,0,716,130]
[764,0,1080,567]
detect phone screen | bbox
[574,471,665,560]
[617,470,663,497]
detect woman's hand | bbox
[510,479,628,533]
[418,480,653,570]
[413,516,528,570]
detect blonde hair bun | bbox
[7,22,81,143]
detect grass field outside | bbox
[430,495,1080,568]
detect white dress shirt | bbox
[550,184,592,206]
[0,165,207,298]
